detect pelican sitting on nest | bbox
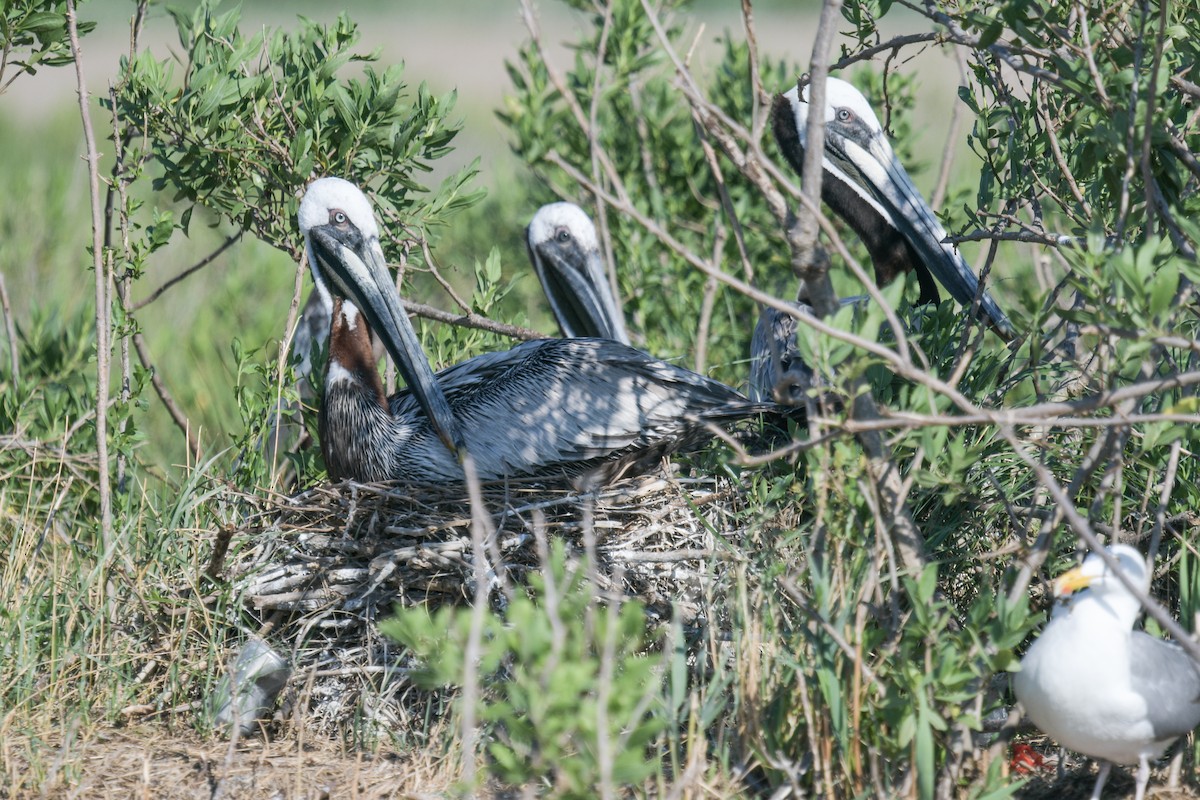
[1013,544,1200,800]
[752,77,1016,401]
[525,202,630,344]
[299,177,804,484]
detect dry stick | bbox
[1165,126,1200,183]
[828,32,940,74]
[1139,0,1170,241]
[0,272,18,384]
[930,50,969,212]
[1148,177,1197,260]
[417,237,472,315]
[0,32,11,96]
[949,228,1075,246]
[596,571,619,800]
[740,0,769,137]
[268,253,309,489]
[693,230,722,375]
[624,79,659,329]
[459,452,495,790]
[404,297,546,343]
[1041,84,1092,216]
[1112,5,1145,243]
[131,330,202,463]
[692,114,756,285]
[795,0,930,576]
[1146,439,1183,564]
[131,234,242,311]
[588,2,619,334]
[788,0,837,314]
[107,46,143,486]
[66,0,112,549]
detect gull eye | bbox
[836,108,854,123]
[554,227,571,243]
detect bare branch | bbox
[0,271,17,385]
[131,234,243,311]
[66,0,112,546]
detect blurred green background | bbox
[1,0,981,472]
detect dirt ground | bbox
[3,726,459,800]
[9,723,1200,799]
[1011,744,1200,800]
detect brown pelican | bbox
[748,300,814,404]
[300,177,803,484]
[1013,545,1200,800]
[752,77,1015,401]
[772,77,1014,336]
[525,202,630,344]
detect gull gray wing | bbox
[1129,632,1200,740]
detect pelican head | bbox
[773,77,1014,338]
[526,202,629,344]
[299,177,464,455]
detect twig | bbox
[0,271,18,384]
[131,234,242,311]
[131,331,202,463]
[66,0,112,547]
[930,50,969,211]
[268,251,309,487]
[459,452,495,789]
[404,298,546,343]
[418,238,472,314]
[1146,440,1182,564]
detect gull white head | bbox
[1053,544,1150,626]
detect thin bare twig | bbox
[131,234,242,311]
[131,331,202,463]
[930,50,969,211]
[0,271,18,384]
[405,298,546,344]
[66,0,112,546]
[459,452,495,789]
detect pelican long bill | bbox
[774,78,1015,339]
[305,219,465,457]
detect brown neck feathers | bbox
[328,296,388,410]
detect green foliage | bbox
[504,17,800,378]
[0,0,95,81]
[955,0,1200,247]
[7,0,1200,795]
[501,0,1200,795]
[382,542,667,796]
[112,3,481,259]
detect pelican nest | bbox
[221,468,789,738]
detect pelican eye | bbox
[835,107,854,123]
[554,227,571,243]
[330,210,349,226]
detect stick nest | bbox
[226,470,775,737]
